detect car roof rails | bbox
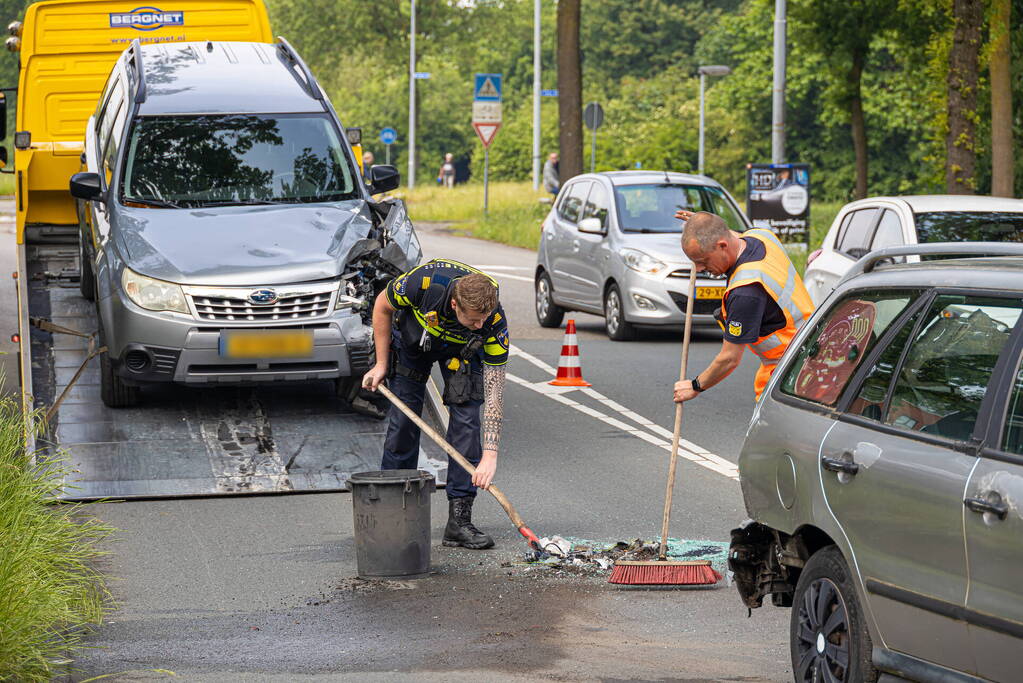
[129,38,147,104]
[843,242,1023,280]
[275,37,324,102]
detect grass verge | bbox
[404,181,549,251]
[0,400,113,681]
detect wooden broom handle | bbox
[376,383,527,529]
[659,267,697,561]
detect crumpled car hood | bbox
[113,201,374,286]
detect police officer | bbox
[362,259,509,549]
[672,211,814,403]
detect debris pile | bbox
[517,537,729,578]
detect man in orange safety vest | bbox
[672,211,814,403]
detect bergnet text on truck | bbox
[8,0,430,500]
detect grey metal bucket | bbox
[349,469,436,579]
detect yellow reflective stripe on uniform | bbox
[411,308,468,343]
[483,339,504,357]
[392,292,411,307]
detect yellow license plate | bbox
[220,330,314,359]
[696,286,725,299]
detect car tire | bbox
[99,346,140,408]
[79,235,96,302]
[603,283,635,341]
[534,272,564,328]
[790,546,877,683]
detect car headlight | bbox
[620,248,666,275]
[121,267,189,314]
[335,294,366,311]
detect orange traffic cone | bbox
[549,319,592,387]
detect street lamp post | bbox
[697,64,730,176]
[408,0,416,190]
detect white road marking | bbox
[490,272,534,283]
[511,345,557,374]
[507,366,739,481]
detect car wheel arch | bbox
[729,521,839,610]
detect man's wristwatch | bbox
[690,376,704,393]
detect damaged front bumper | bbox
[728,520,808,609]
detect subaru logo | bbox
[248,288,278,305]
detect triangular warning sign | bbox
[477,77,499,99]
[473,122,501,147]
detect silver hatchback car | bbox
[730,243,1023,682]
[534,171,750,339]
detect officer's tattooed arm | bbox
[481,364,506,452]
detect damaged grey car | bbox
[730,243,1023,683]
[70,39,420,407]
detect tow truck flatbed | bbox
[26,233,447,501]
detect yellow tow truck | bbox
[6,0,442,499]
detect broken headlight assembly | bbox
[122,266,189,314]
[335,278,367,312]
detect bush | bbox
[0,399,113,681]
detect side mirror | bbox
[70,172,105,202]
[367,164,399,194]
[577,216,605,234]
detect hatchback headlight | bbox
[121,267,189,314]
[620,248,666,275]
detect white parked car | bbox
[805,195,1023,305]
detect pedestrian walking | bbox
[362,259,509,549]
[362,151,374,181]
[542,152,560,196]
[672,211,814,402]
[437,153,456,188]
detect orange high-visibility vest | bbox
[722,229,814,400]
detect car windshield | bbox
[121,114,359,207]
[612,183,746,233]
[914,211,1023,244]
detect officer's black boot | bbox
[443,496,495,549]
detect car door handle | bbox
[821,456,859,475]
[572,240,580,251]
[964,496,1008,520]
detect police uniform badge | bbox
[497,328,509,350]
[394,275,407,295]
[728,320,743,337]
[424,311,439,328]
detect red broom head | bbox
[608,561,722,586]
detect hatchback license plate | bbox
[220,330,314,359]
[696,286,725,299]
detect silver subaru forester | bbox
[534,171,750,340]
[730,243,1023,683]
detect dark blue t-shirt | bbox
[722,237,786,345]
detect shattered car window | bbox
[884,296,1022,441]
[780,290,917,406]
[122,114,359,207]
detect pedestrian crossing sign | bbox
[474,73,502,102]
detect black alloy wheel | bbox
[791,546,876,683]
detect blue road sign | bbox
[541,89,558,97]
[474,73,502,101]
[379,127,398,145]
[413,72,431,80]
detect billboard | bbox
[746,163,811,248]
